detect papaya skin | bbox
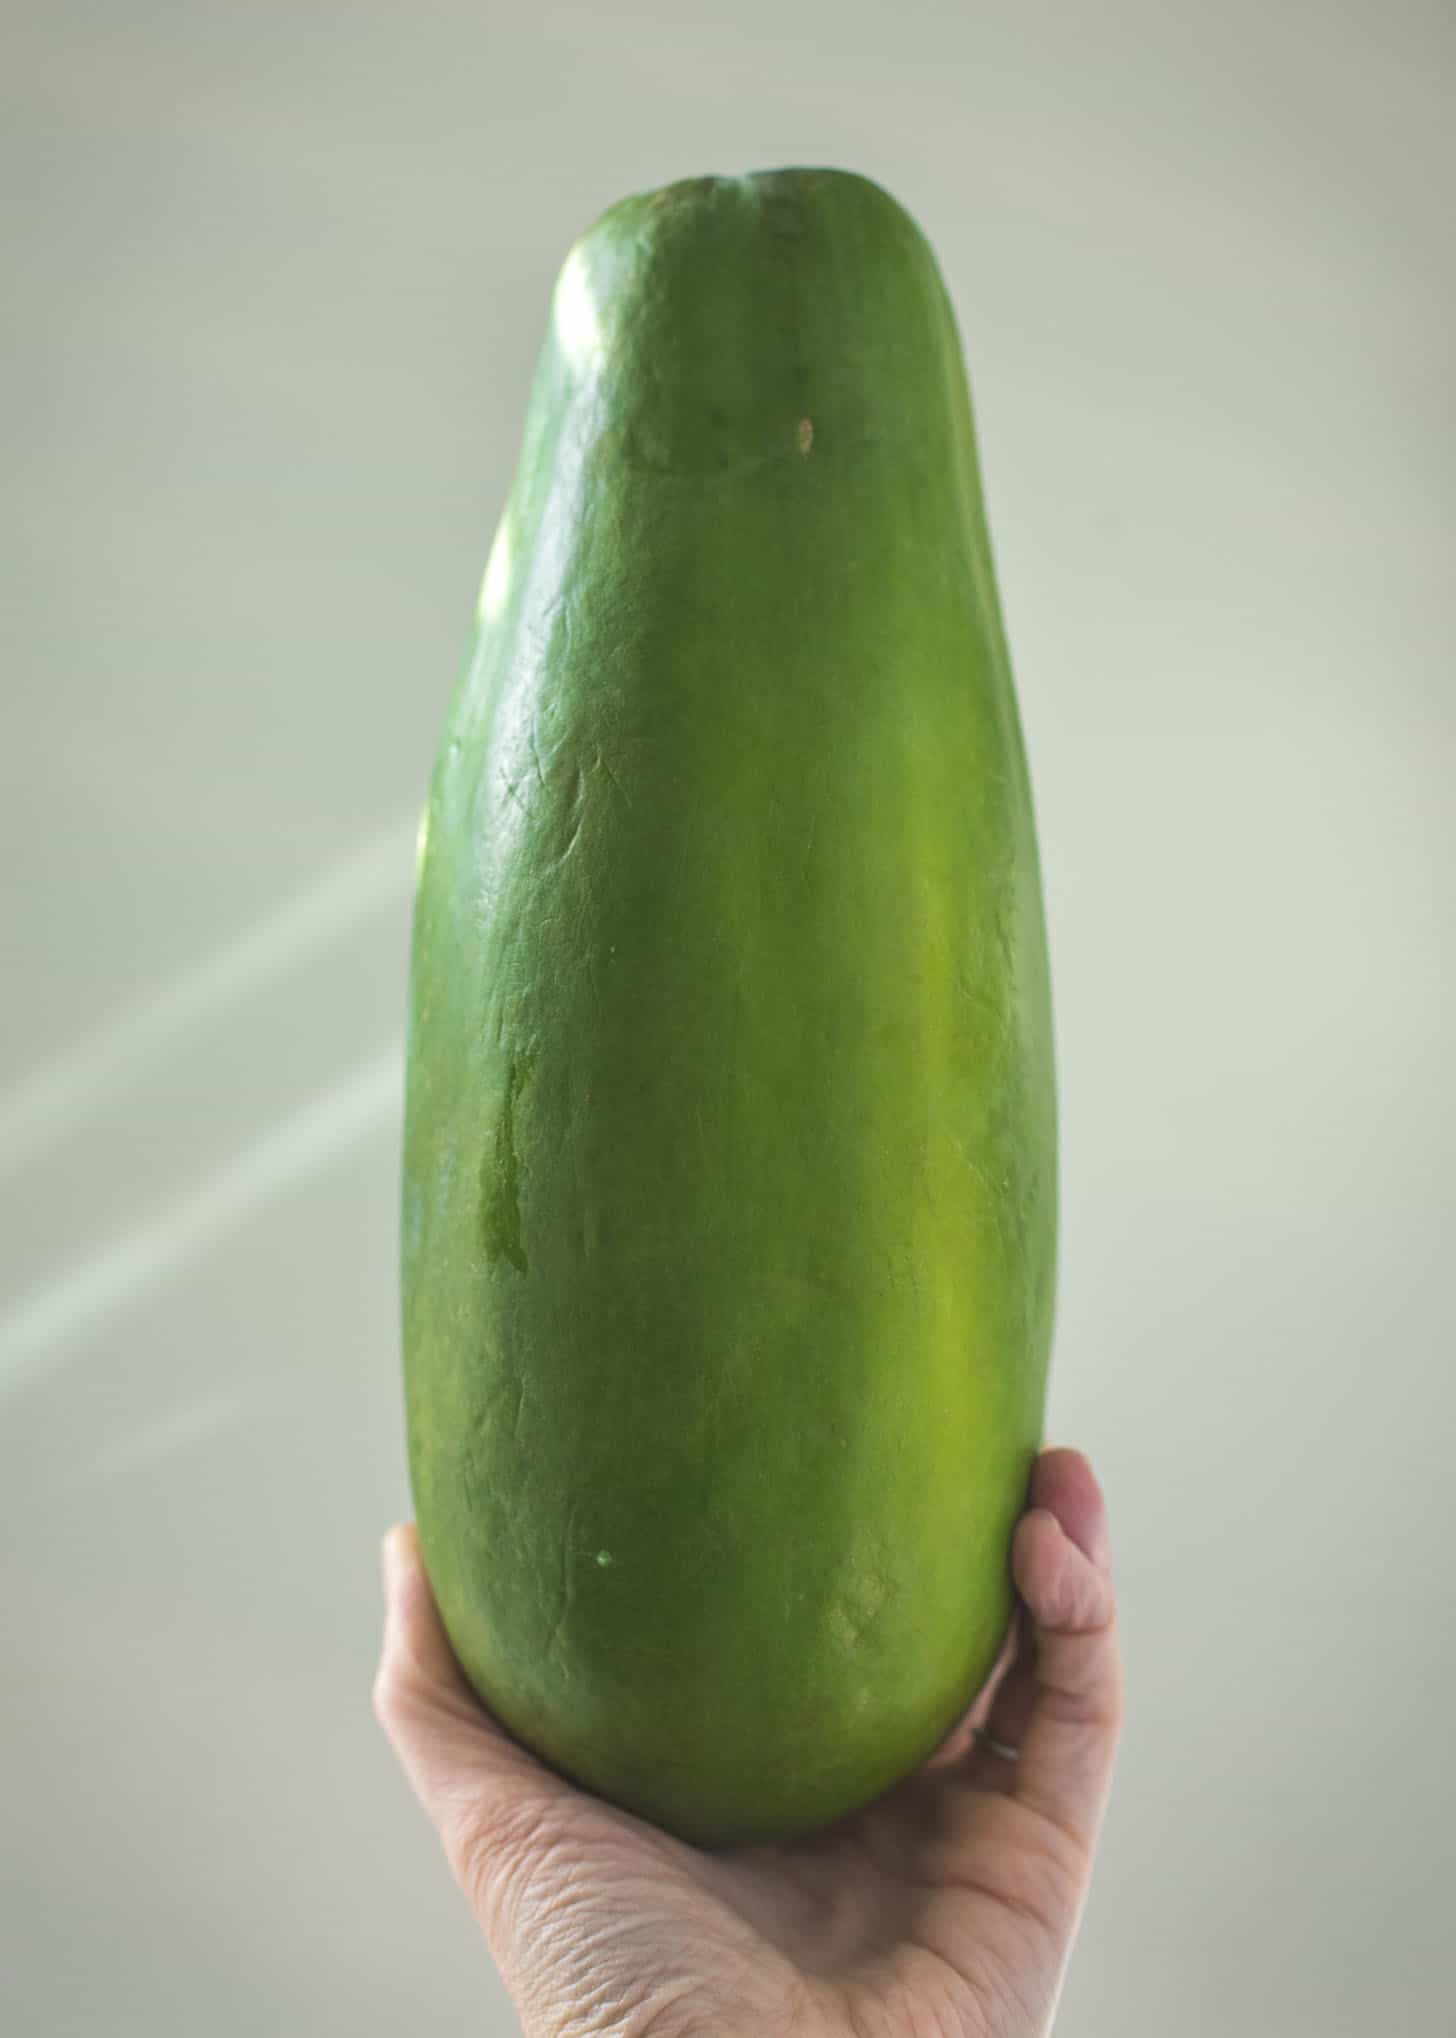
[401,167,1057,1848]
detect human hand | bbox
[373,1447,1122,2038]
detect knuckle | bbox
[448,1791,560,1929]
[371,1653,417,1730]
[1079,1567,1118,1633]
[448,1813,501,1917]
[371,1661,400,1728]
[1100,1664,1127,1736]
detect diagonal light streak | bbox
[0,817,416,1179]
[81,1380,266,1486]
[0,1047,403,1395]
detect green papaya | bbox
[401,166,1057,1848]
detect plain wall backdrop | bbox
[2,1,1452,2032]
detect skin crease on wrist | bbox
[373,1445,1123,2038]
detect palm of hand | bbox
[488,1717,1080,2038]
[377,1451,1121,2038]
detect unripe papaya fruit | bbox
[401,167,1057,1847]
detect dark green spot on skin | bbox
[481,1051,533,1272]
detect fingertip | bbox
[375,1528,482,1728]
[1035,1443,1092,1480]
[382,1528,434,1649]
[380,1522,416,1602]
[1029,1450,1111,1569]
[1012,1506,1074,1623]
[1018,1505,1064,1550]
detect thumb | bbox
[372,1524,573,1917]
[999,1450,1124,1853]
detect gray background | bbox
[3,1,1452,2032]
